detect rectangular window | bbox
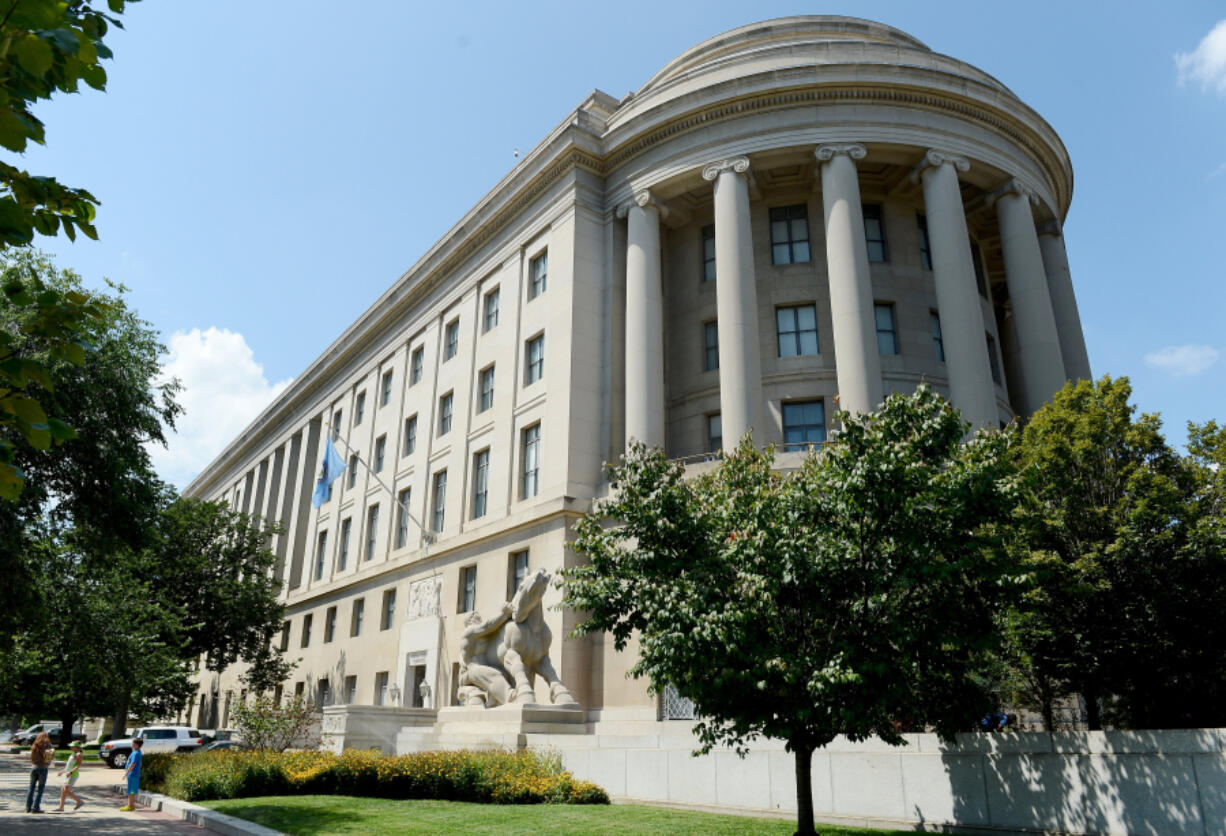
[484,287,500,332]
[374,671,389,706]
[332,410,342,439]
[522,424,540,499]
[374,435,386,473]
[444,319,459,361]
[347,454,358,489]
[987,332,1002,385]
[395,488,411,548]
[279,620,290,652]
[350,598,364,637]
[410,346,424,385]
[479,366,495,413]
[875,304,898,355]
[432,470,447,532]
[403,415,417,456]
[380,589,396,631]
[701,224,716,282]
[931,312,945,362]
[355,391,366,425]
[529,251,548,298]
[338,517,351,571]
[917,214,931,270]
[863,205,888,262]
[301,613,313,648]
[508,550,530,598]
[380,370,393,407]
[782,400,826,449]
[317,678,330,709]
[707,414,722,453]
[324,606,337,643]
[344,675,357,705]
[365,504,379,561]
[314,532,328,581]
[525,334,545,385]
[472,449,489,519]
[460,565,477,612]
[769,204,811,265]
[704,321,719,372]
[776,305,819,357]
[438,392,453,436]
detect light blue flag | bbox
[311,436,347,508]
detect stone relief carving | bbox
[455,568,578,709]
[407,578,441,621]
[320,712,345,732]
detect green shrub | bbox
[145,748,608,805]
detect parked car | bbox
[13,723,59,745]
[195,739,247,752]
[100,726,205,768]
[44,727,87,747]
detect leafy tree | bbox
[565,387,1020,836]
[232,695,319,752]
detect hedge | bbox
[143,748,609,805]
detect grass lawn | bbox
[200,795,914,835]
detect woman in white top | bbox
[55,742,85,812]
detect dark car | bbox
[45,727,87,747]
[195,739,247,752]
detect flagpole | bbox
[324,423,436,548]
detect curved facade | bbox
[185,17,1090,739]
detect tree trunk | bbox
[58,710,75,749]
[1085,687,1102,731]
[792,741,817,836]
[111,694,129,741]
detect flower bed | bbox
[143,748,608,805]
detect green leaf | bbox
[17,34,55,77]
[0,461,23,501]
[81,63,106,91]
[0,110,31,153]
[44,28,81,56]
[7,393,49,425]
[47,418,77,442]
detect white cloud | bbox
[1144,344,1221,377]
[149,328,292,489]
[1176,19,1226,95]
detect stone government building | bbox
[173,18,1223,834]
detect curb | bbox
[109,783,285,836]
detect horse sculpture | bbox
[455,568,578,708]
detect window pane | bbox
[790,218,809,242]
[799,330,819,356]
[771,220,788,241]
[797,305,816,330]
[772,243,791,264]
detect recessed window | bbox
[986,332,1002,385]
[380,589,396,631]
[874,304,898,355]
[525,334,545,385]
[380,370,394,407]
[438,392,453,436]
[769,205,810,265]
[410,347,424,385]
[521,424,541,500]
[279,620,290,652]
[700,224,716,282]
[338,517,352,571]
[432,470,448,532]
[484,287,500,332]
[350,598,364,637]
[347,454,358,489]
[317,678,331,709]
[479,365,495,413]
[917,214,931,270]
[707,414,722,453]
[460,565,477,613]
[403,415,417,456]
[375,671,389,706]
[332,410,342,439]
[395,488,411,548]
[704,322,719,372]
[301,613,313,648]
[344,675,357,704]
[970,239,988,298]
[324,606,337,643]
[374,435,386,473]
[314,532,328,581]
[508,550,530,598]
[782,401,826,450]
[863,205,888,263]
[365,504,379,561]
[529,251,548,299]
[931,312,945,362]
[444,319,459,361]
[472,449,489,519]
[355,391,366,425]
[776,305,819,357]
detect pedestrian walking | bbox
[119,737,143,811]
[55,741,85,812]
[25,731,54,813]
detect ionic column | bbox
[702,156,763,448]
[1037,222,1092,382]
[619,191,666,450]
[912,150,998,429]
[816,143,883,418]
[989,179,1067,416]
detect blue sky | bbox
[18,1,1226,486]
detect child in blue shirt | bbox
[119,738,144,811]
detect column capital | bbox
[815,142,867,163]
[1036,219,1062,237]
[987,177,1040,209]
[701,156,750,181]
[616,189,669,220]
[909,149,970,183]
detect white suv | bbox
[100,726,204,768]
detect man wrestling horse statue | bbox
[456,568,578,708]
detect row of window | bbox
[701,400,827,453]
